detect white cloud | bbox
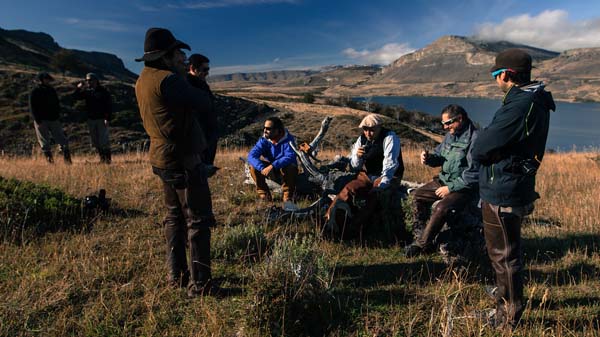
[342,43,414,65]
[475,10,600,51]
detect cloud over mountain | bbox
[342,43,414,65]
[475,10,600,51]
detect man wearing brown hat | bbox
[325,113,405,238]
[135,27,215,297]
[472,48,555,328]
[29,72,72,164]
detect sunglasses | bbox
[441,117,458,126]
[491,68,515,79]
[201,67,210,72]
[362,127,377,132]
[263,127,273,131]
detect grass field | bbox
[1,147,599,336]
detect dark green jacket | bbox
[472,82,555,206]
[426,120,479,192]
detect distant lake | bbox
[354,96,600,151]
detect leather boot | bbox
[411,199,430,241]
[482,202,524,328]
[165,223,189,288]
[187,226,212,297]
[43,151,54,163]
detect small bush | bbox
[247,235,334,336]
[212,224,270,262]
[301,92,315,104]
[0,176,83,243]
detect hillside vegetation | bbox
[0,148,599,336]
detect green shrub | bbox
[212,224,270,262]
[0,176,83,243]
[301,92,315,104]
[247,235,334,336]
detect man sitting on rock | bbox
[325,113,405,239]
[247,117,298,209]
[404,104,480,257]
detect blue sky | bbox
[2,0,600,75]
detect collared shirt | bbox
[350,130,401,188]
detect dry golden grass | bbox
[0,148,599,336]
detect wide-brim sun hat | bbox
[135,27,191,62]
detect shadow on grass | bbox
[523,232,600,264]
[527,261,600,286]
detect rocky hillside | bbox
[211,35,600,102]
[0,28,137,81]
[370,35,558,84]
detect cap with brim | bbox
[358,114,383,128]
[490,48,532,73]
[135,28,191,62]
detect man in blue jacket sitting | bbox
[247,117,298,204]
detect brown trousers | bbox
[411,178,472,248]
[325,172,383,236]
[482,201,524,327]
[249,161,298,201]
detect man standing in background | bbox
[29,72,71,164]
[472,49,555,329]
[187,53,219,176]
[73,72,112,163]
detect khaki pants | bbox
[34,120,69,152]
[87,119,110,150]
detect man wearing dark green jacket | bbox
[472,49,555,328]
[405,104,479,257]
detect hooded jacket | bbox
[247,130,297,171]
[472,82,555,206]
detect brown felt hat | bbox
[135,28,190,62]
[358,114,383,128]
[490,48,532,73]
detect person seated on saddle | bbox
[325,113,405,237]
[247,117,298,206]
[405,104,480,257]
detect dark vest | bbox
[359,127,403,178]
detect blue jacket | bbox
[472,82,555,206]
[248,130,297,171]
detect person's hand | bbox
[261,165,273,177]
[435,186,450,198]
[77,82,84,88]
[104,120,109,127]
[420,150,428,165]
[356,146,366,158]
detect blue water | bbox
[355,96,600,151]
